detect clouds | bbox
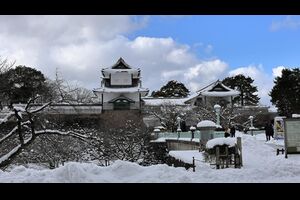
[0,16,147,87]
[272,66,285,77]
[270,16,300,31]
[0,15,229,94]
[0,15,286,107]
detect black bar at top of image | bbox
[1,0,300,15]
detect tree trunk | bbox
[17,120,24,145]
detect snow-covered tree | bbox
[0,57,15,106]
[1,66,50,104]
[0,96,88,169]
[44,69,95,104]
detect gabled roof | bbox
[101,58,141,77]
[111,57,132,69]
[208,82,231,92]
[200,80,240,97]
[184,80,240,103]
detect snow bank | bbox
[206,137,236,149]
[0,161,193,183]
[2,132,300,182]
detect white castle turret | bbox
[93,58,149,110]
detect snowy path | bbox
[1,132,300,182]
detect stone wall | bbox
[166,139,199,151]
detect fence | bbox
[158,131,225,139]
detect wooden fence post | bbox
[192,157,195,172]
[216,146,220,169]
[237,137,243,167]
[225,146,229,168]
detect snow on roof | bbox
[184,80,240,103]
[101,58,140,77]
[197,120,216,128]
[102,68,140,74]
[94,86,149,94]
[111,57,133,69]
[201,90,240,97]
[292,114,300,118]
[206,137,236,149]
[154,126,166,130]
[142,97,188,106]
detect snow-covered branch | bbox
[0,112,14,125]
[0,145,21,165]
[0,126,18,145]
[29,102,52,114]
[0,128,89,168]
[35,129,88,141]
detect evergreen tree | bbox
[151,80,190,98]
[270,68,300,117]
[2,65,48,103]
[222,74,260,106]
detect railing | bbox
[158,131,225,139]
[192,156,205,172]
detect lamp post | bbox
[152,128,160,140]
[214,104,221,127]
[177,116,181,139]
[190,126,196,140]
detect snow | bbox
[0,112,14,124]
[255,133,284,147]
[0,145,21,164]
[13,106,25,119]
[197,120,216,128]
[213,104,221,109]
[206,137,236,149]
[292,114,300,118]
[152,138,200,143]
[13,106,25,112]
[154,126,165,130]
[142,98,187,106]
[3,132,300,182]
[169,150,203,164]
[201,91,240,97]
[94,86,148,93]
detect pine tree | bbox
[2,65,48,103]
[151,80,190,98]
[270,68,300,117]
[222,74,260,106]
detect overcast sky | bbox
[1,15,300,107]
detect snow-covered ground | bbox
[1,132,300,182]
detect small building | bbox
[93,58,149,110]
[184,80,240,108]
